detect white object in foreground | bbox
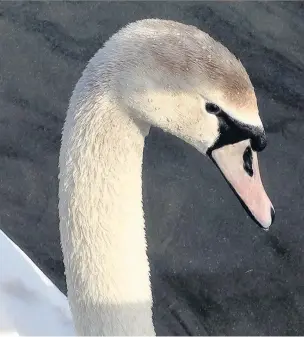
[0,230,74,336]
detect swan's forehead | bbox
[197,58,262,127]
[216,81,262,127]
[141,22,262,127]
[119,19,264,127]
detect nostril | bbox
[243,146,253,177]
[271,206,275,224]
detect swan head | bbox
[101,19,275,230]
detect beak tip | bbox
[258,206,275,231]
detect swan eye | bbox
[205,103,221,114]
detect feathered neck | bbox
[59,93,155,335]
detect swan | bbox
[58,19,275,336]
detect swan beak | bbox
[210,140,275,230]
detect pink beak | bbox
[211,139,275,230]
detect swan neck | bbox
[59,99,155,335]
